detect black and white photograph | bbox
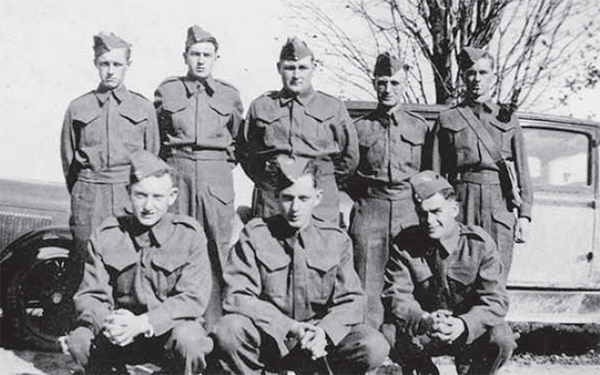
[1,0,599,374]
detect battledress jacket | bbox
[154,74,243,164]
[61,85,160,192]
[237,87,359,189]
[73,213,211,337]
[222,216,367,356]
[382,223,508,345]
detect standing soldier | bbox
[348,52,432,329]
[431,47,532,280]
[61,32,160,258]
[238,37,358,225]
[154,25,243,328]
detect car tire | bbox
[2,236,80,352]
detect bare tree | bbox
[286,0,599,110]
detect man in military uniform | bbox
[382,171,518,374]
[348,52,432,329]
[430,47,532,280]
[61,32,160,257]
[237,37,358,225]
[213,157,389,374]
[154,25,243,329]
[64,151,213,375]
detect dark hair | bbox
[439,187,458,202]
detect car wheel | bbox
[3,237,80,351]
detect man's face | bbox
[95,48,130,90]
[417,193,459,240]
[278,174,323,230]
[463,57,495,103]
[277,56,315,94]
[184,42,217,80]
[374,70,404,109]
[129,174,178,227]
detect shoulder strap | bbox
[457,108,504,164]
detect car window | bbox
[523,128,591,188]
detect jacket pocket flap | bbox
[73,110,101,125]
[151,251,187,273]
[256,248,291,271]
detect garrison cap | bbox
[129,151,173,184]
[186,25,218,51]
[374,52,402,77]
[279,37,313,61]
[266,155,319,191]
[409,170,454,203]
[458,47,487,71]
[93,32,131,58]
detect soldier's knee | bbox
[489,324,518,355]
[349,324,390,369]
[170,321,214,357]
[213,314,259,353]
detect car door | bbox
[509,118,600,289]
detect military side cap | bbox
[265,155,319,190]
[458,47,486,71]
[129,151,172,183]
[374,52,402,77]
[186,25,218,50]
[409,170,454,203]
[93,32,130,58]
[279,37,313,61]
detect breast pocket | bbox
[73,111,102,147]
[163,101,194,140]
[103,251,137,299]
[361,133,386,172]
[151,253,187,299]
[400,127,426,169]
[255,112,288,148]
[305,110,335,150]
[206,103,234,141]
[450,126,480,167]
[488,118,515,156]
[119,109,148,151]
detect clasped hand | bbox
[288,321,328,360]
[426,309,465,343]
[102,309,150,347]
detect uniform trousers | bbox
[382,322,517,375]
[80,321,213,375]
[166,157,235,331]
[213,314,390,375]
[349,195,419,329]
[456,178,516,281]
[70,180,130,253]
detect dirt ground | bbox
[2,326,599,375]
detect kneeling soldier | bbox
[213,156,389,374]
[382,171,518,375]
[65,151,213,375]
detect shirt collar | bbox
[130,213,175,249]
[183,74,215,97]
[95,84,127,105]
[278,86,316,107]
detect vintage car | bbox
[1,102,599,351]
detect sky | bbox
[1,0,598,195]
